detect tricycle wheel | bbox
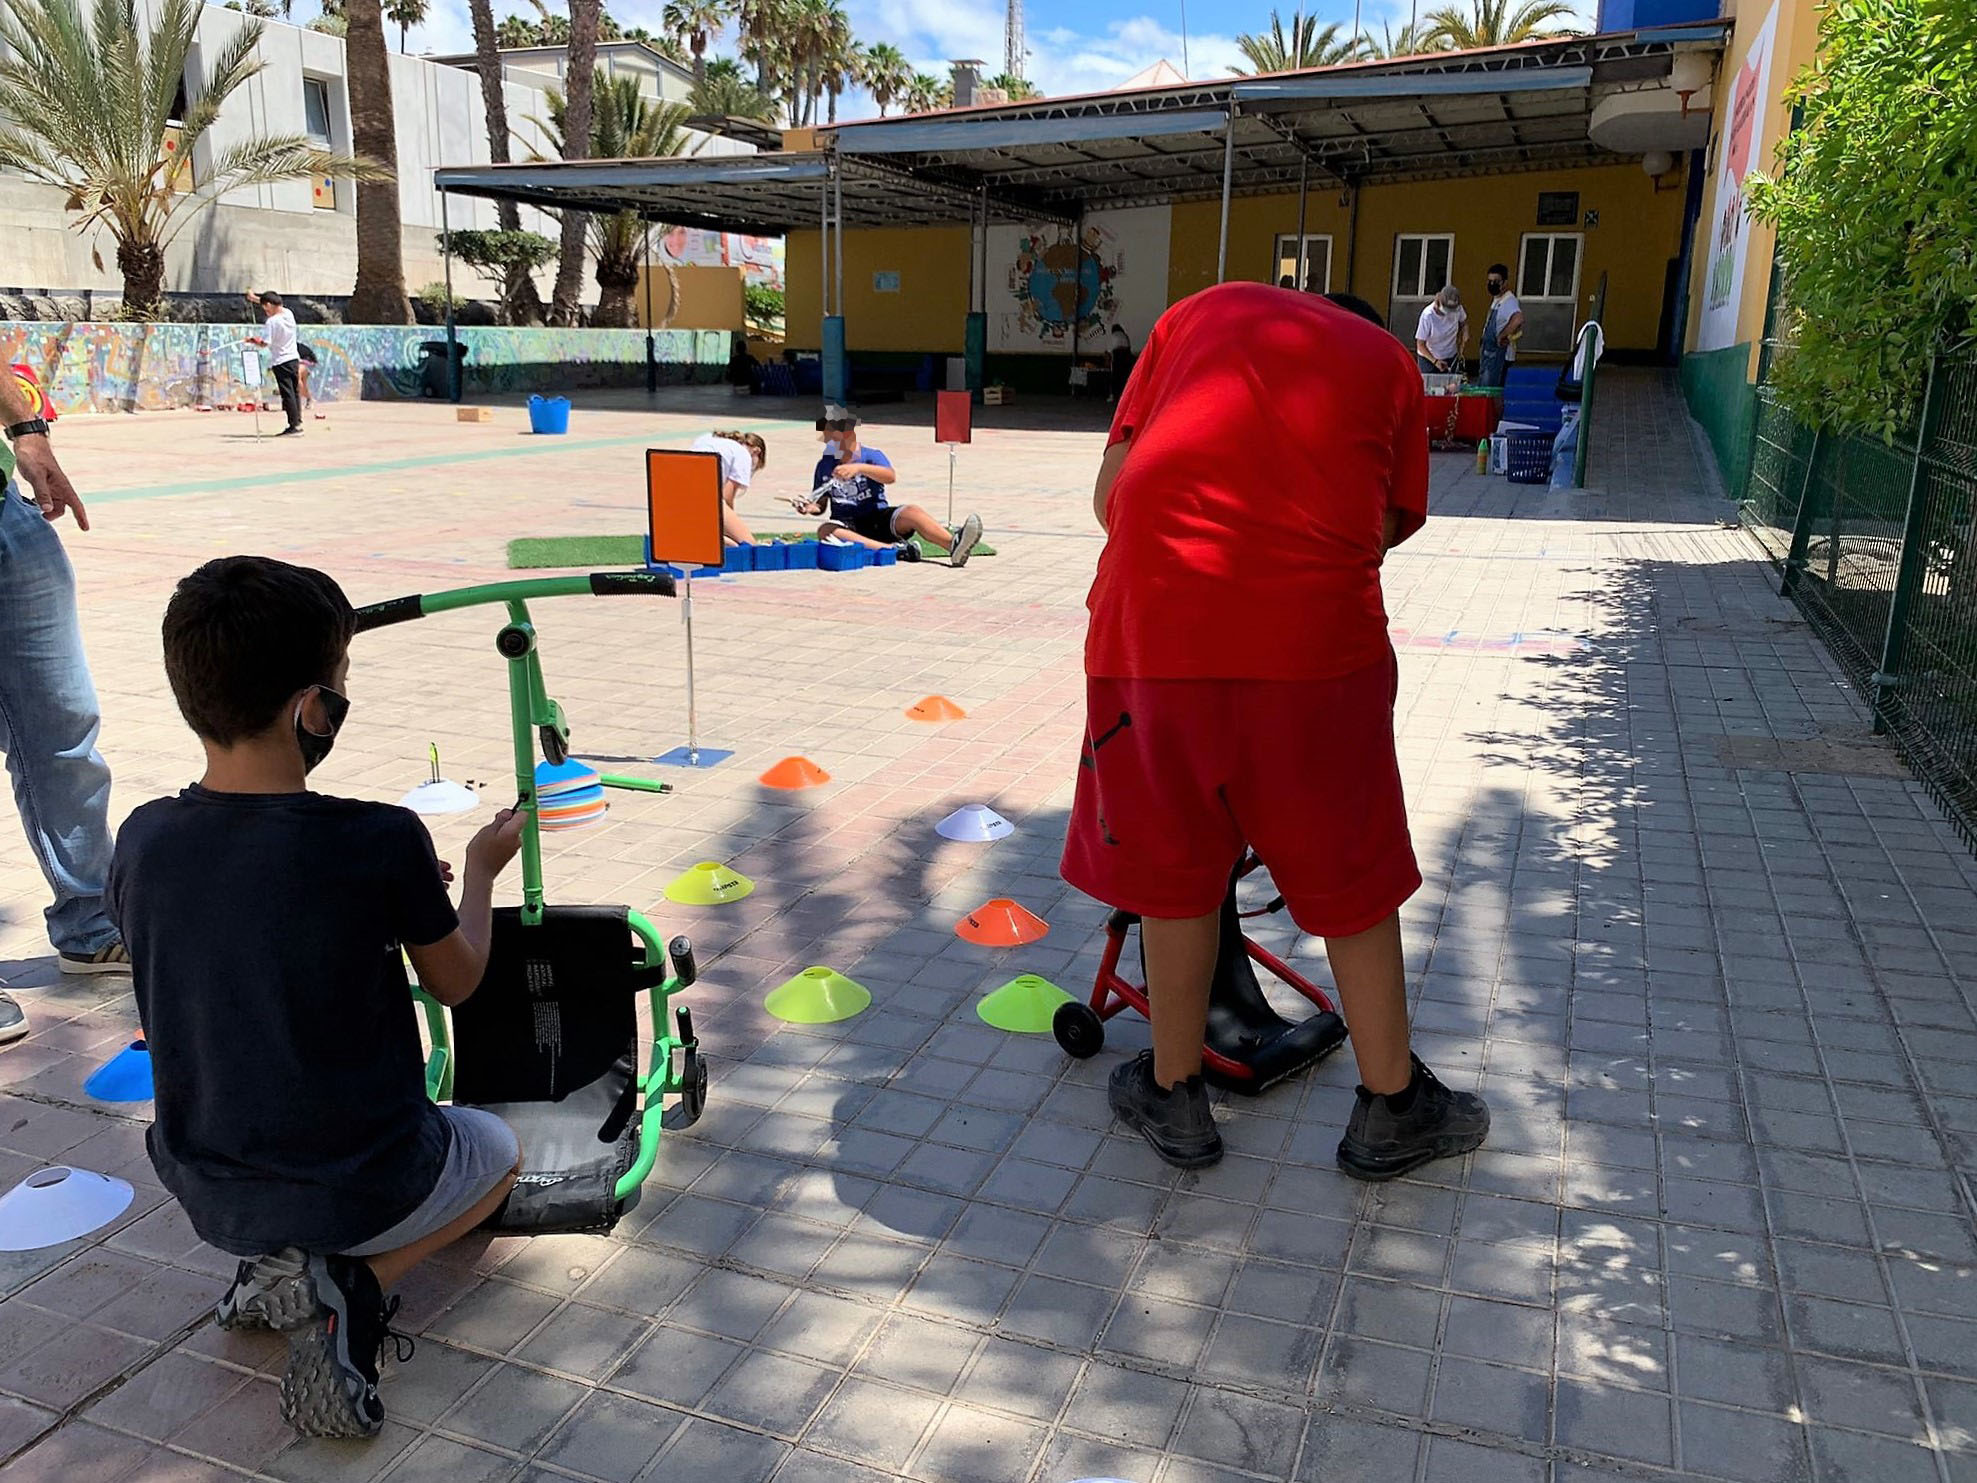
[1053,1001,1105,1059]
[662,1049,708,1131]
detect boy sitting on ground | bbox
[802,414,985,566]
[108,556,526,1439]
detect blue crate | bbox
[754,540,789,571]
[818,542,868,571]
[873,545,897,566]
[722,542,755,573]
[785,540,820,569]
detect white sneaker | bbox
[950,514,984,568]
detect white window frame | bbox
[1517,231,1584,303]
[1392,233,1455,300]
[1271,233,1333,293]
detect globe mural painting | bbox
[1008,225,1119,345]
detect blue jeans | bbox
[0,482,116,954]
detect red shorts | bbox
[1061,656,1420,937]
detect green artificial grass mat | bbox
[508,531,997,569]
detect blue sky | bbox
[387,0,1443,111]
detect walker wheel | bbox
[1053,1001,1105,1059]
[662,1049,707,1131]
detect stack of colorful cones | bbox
[535,759,607,830]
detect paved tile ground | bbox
[2,374,1974,1483]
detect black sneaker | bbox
[280,1255,410,1438]
[0,991,26,1046]
[1108,1050,1223,1169]
[218,1247,321,1332]
[275,425,303,437]
[1336,1055,1490,1181]
[58,942,130,976]
[949,514,984,568]
[894,539,922,563]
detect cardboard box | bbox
[456,406,494,422]
[983,386,1012,406]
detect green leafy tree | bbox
[547,0,602,325]
[663,0,730,81]
[0,0,384,316]
[1363,18,1445,57]
[985,71,1038,100]
[384,0,426,49]
[1420,0,1577,48]
[1232,11,1361,72]
[536,72,694,325]
[691,64,778,119]
[743,282,783,330]
[345,0,412,321]
[440,227,558,320]
[861,40,909,114]
[902,69,945,112]
[1748,0,1977,438]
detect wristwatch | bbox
[4,418,49,441]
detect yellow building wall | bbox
[1684,0,1823,373]
[634,264,745,331]
[786,225,973,353]
[1169,160,1689,353]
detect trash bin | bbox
[417,340,467,398]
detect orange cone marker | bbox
[759,755,831,789]
[956,898,1050,947]
[906,695,966,722]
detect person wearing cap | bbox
[801,415,984,568]
[1413,285,1467,375]
[244,291,303,436]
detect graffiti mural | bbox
[0,323,728,415]
[1006,224,1118,347]
[658,227,785,291]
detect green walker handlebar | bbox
[354,571,675,632]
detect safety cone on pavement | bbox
[760,756,831,789]
[765,966,871,1024]
[906,695,966,722]
[976,976,1075,1033]
[664,861,755,905]
[956,898,1050,947]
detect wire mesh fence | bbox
[1742,345,1977,846]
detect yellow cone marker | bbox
[663,860,755,906]
[765,966,872,1024]
[976,974,1075,1033]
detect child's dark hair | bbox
[162,556,355,746]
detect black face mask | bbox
[294,686,349,774]
[1488,279,1505,295]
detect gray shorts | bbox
[342,1107,518,1258]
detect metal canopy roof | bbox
[430,152,1043,233]
[431,23,1727,231]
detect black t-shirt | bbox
[108,787,460,1257]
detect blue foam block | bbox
[722,543,755,573]
[755,541,789,571]
[819,543,869,572]
[873,545,898,566]
[785,540,820,569]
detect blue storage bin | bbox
[722,543,755,573]
[873,545,898,566]
[528,395,570,434]
[785,540,820,569]
[755,540,789,571]
[818,542,867,571]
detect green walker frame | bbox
[357,572,703,1205]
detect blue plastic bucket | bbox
[528,395,570,435]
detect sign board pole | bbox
[947,444,957,527]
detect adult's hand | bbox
[13,436,89,530]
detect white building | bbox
[0,8,734,303]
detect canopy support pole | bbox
[1216,102,1236,283]
[1293,155,1309,288]
[643,221,656,395]
[440,187,460,403]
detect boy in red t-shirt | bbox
[1062,283,1489,1177]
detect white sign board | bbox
[1696,0,1779,353]
[240,348,263,385]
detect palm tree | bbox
[342,0,412,321]
[537,72,692,324]
[902,70,944,113]
[1232,11,1362,72]
[662,0,729,82]
[1421,0,1578,47]
[691,64,777,120]
[384,0,425,48]
[1362,17,1446,56]
[468,0,545,321]
[548,0,602,324]
[822,33,861,124]
[736,0,784,98]
[860,40,909,114]
[985,71,1037,99]
[0,0,381,315]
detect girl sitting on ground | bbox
[690,429,767,545]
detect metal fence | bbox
[1742,345,1977,845]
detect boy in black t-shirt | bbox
[801,415,986,566]
[107,556,525,1439]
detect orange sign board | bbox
[646,449,725,568]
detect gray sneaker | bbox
[949,514,984,568]
[1108,1050,1223,1168]
[218,1246,323,1332]
[1336,1055,1490,1181]
[0,991,26,1046]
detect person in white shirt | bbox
[689,429,767,545]
[1413,285,1467,374]
[1478,264,1524,388]
[245,291,303,435]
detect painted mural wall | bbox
[986,206,1173,356]
[656,227,786,292]
[0,323,729,415]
